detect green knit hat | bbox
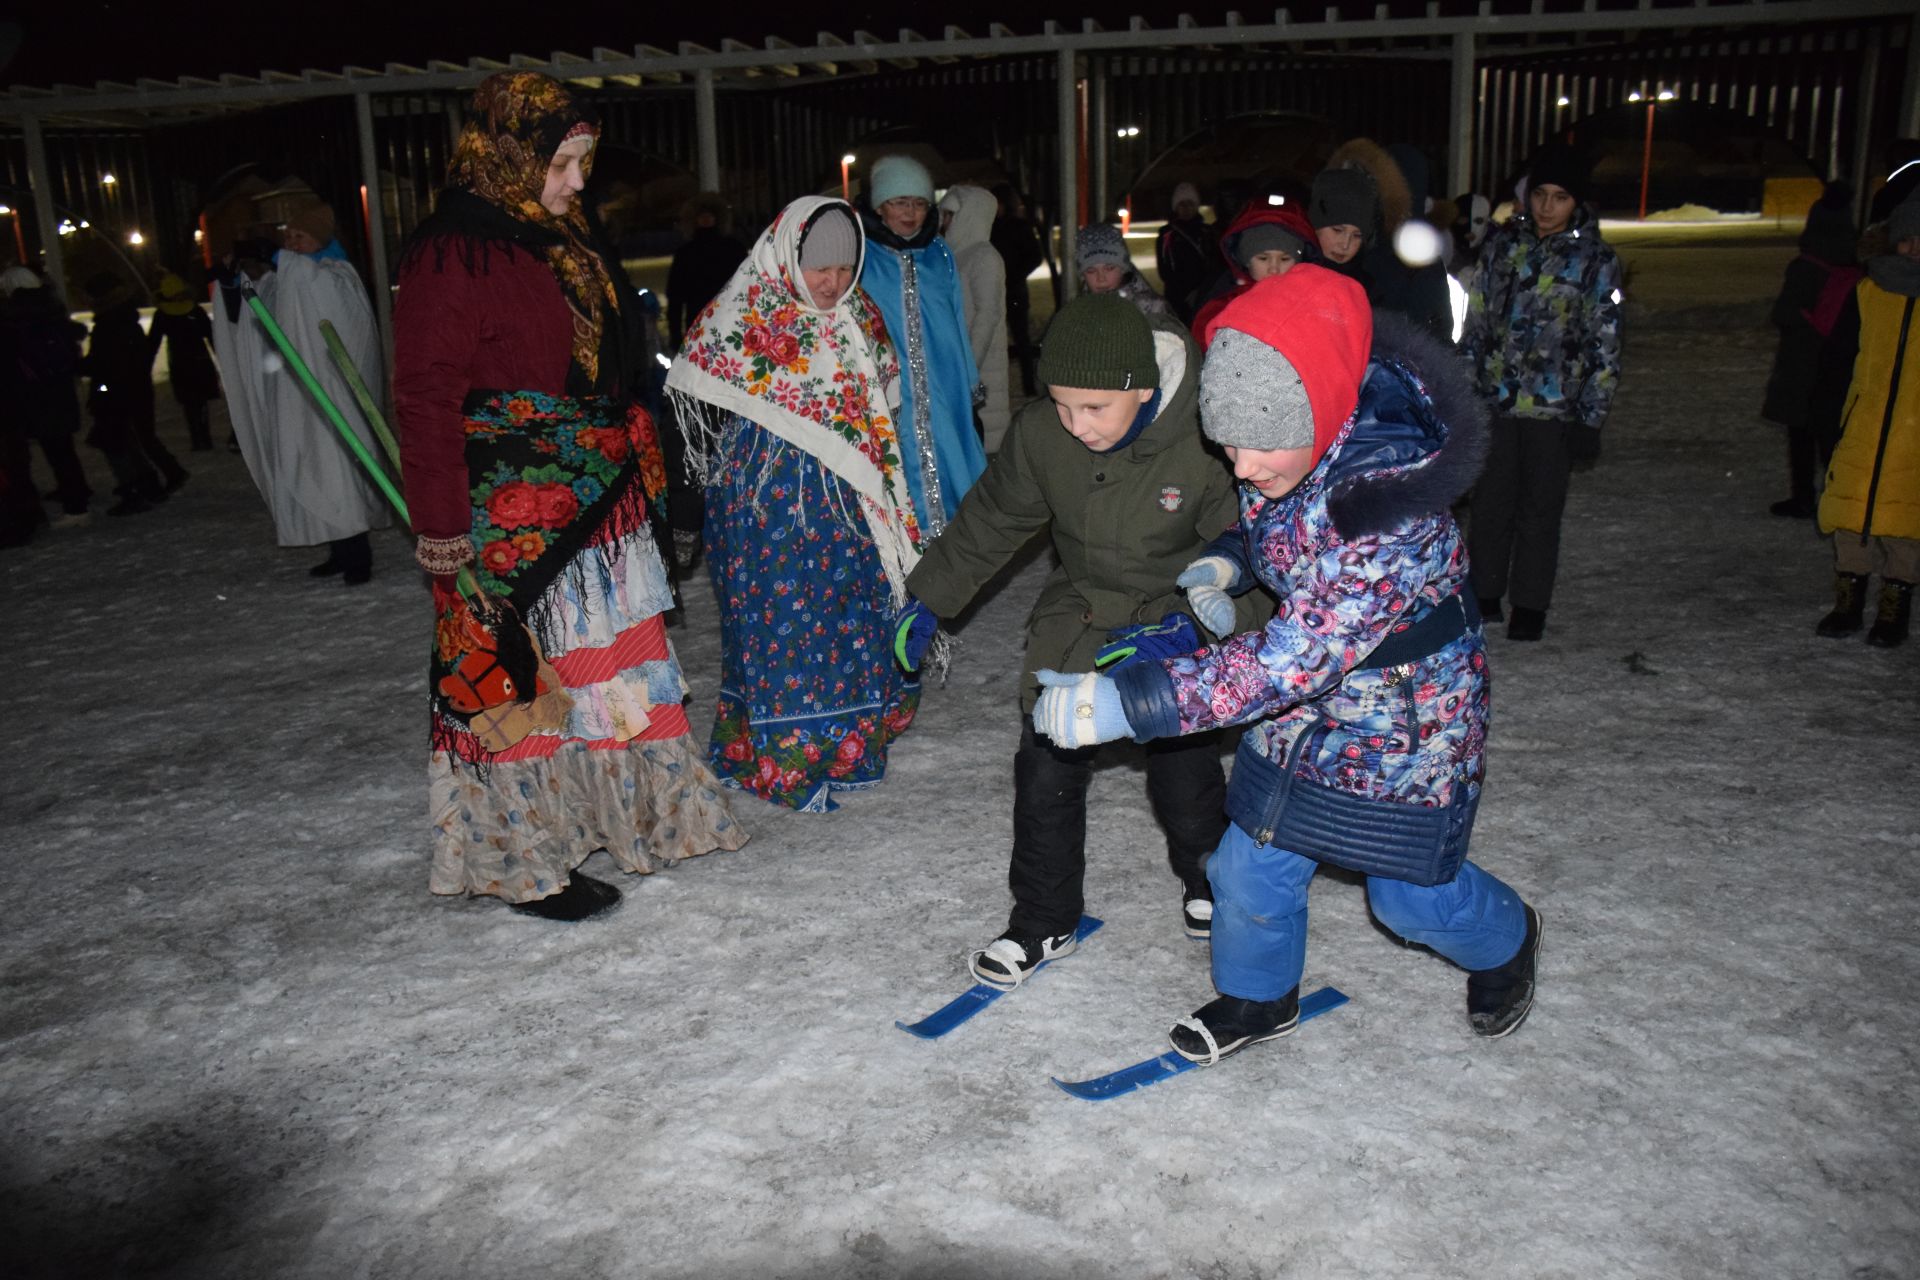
[1037,293,1160,391]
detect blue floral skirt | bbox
[704,419,918,811]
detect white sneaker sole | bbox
[969,936,1077,989]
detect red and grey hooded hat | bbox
[1198,263,1373,470]
[1218,197,1318,285]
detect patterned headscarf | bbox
[666,196,923,606]
[446,72,616,388]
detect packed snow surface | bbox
[3,278,1916,1279]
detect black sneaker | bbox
[509,871,622,922]
[1169,989,1301,1065]
[1182,893,1214,939]
[970,927,1077,988]
[1468,905,1541,1038]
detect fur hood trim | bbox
[1326,310,1489,539]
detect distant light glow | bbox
[1266,193,1285,207]
[101,172,117,186]
[1656,89,1676,101]
[127,230,144,246]
[0,204,11,215]
[193,229,204,242]
[1556,96,1571,107]
[841,153,856,165]
[78,220,89,229]
[57,220,75,236]
[1116,125,1141,139]
[1628,91,1643,103]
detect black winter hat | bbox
[1526,143,1591,205]
[1310,167,1378,235]
[1037,293,1160,391]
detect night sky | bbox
[1,1,1465,90]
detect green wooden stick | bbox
[243,286,481,601]
[318,318,402,474]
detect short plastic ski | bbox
[895,915,1104,1040]
[1050,985,1349,1100]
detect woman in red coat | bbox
[394,72,744,921]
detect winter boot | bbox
[970,926,1077,988]
[1467,905,1541,1038]
[1814,572,1870,637]
[1867,580,1913,648]
[1181,888,1214,939]
[509,871,621,922]
[1476,596,1504,625]
[1506,606,1547,642]
[1168,988,1301,1065]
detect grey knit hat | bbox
[799,206,860,269]
[1235,221,1309,265]
[1200,329,1313,450]
[1890,187,1920,244]
[1037,293,1160,391]
[1075,223,1130,273]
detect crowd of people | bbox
[7,67,1916,1058]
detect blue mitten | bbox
[893,598,939,672]
[1032,669,1132,748]
[1176,556,1239,638]
[1095,613,1205,670]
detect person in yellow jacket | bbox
[1810,188,1920,647]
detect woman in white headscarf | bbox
[668,196,928,811]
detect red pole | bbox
[1638,102,1655,221]
[9,213,25,265]
[841,158,851,203]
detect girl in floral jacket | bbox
[394,73,743,921]
[668,196,928,810]
[1031,265,1541,1061]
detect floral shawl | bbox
[443,72,616,391]
[666,195,922,606]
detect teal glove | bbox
[1176,556,1238,638]
[1032,669,1132,748]
[893,598,939,672]
[1095,613,1205,670]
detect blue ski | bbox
[1050,985,1350,1100]
[895,915,1105,1040]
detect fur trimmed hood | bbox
[1325,310,1489,540]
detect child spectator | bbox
[1076,223,1171,318]
[1190,196,1318,344]
[147,273,223,453]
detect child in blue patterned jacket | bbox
[1029,264,1542,1061]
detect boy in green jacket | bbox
[895,293,1260,986]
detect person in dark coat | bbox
[1155,181,1220,326]
[1030,265,1539,1059]
[991,184,1046,395]
[0,266,91,526]
[83,273,186,515]
[1759,185,1861,518]
[147,272,223,452]
[661,193,748,567]
[895,295,1268,986]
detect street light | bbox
[1634,86,1678,220]
[127,229,144,246]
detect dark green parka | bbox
[906,316,1263,710]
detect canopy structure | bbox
[1,0,1913,331]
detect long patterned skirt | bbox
[704,419,918,811]
[429,525,746,902]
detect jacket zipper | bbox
[1255,718,1326,846]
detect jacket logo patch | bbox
[1158,486,1184,512]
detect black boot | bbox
[1468,905,1541,1038]
[1867,580,1913,648]
[1168,988,1301,1065]
[1476,596,1504,625]
[1507,606,1546,641]
[509,871,621,922]
[336,531,373,586]
[1815,572,1870,637]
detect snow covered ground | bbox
[4,269,1917,1279]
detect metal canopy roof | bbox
[2,0,1911,127]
